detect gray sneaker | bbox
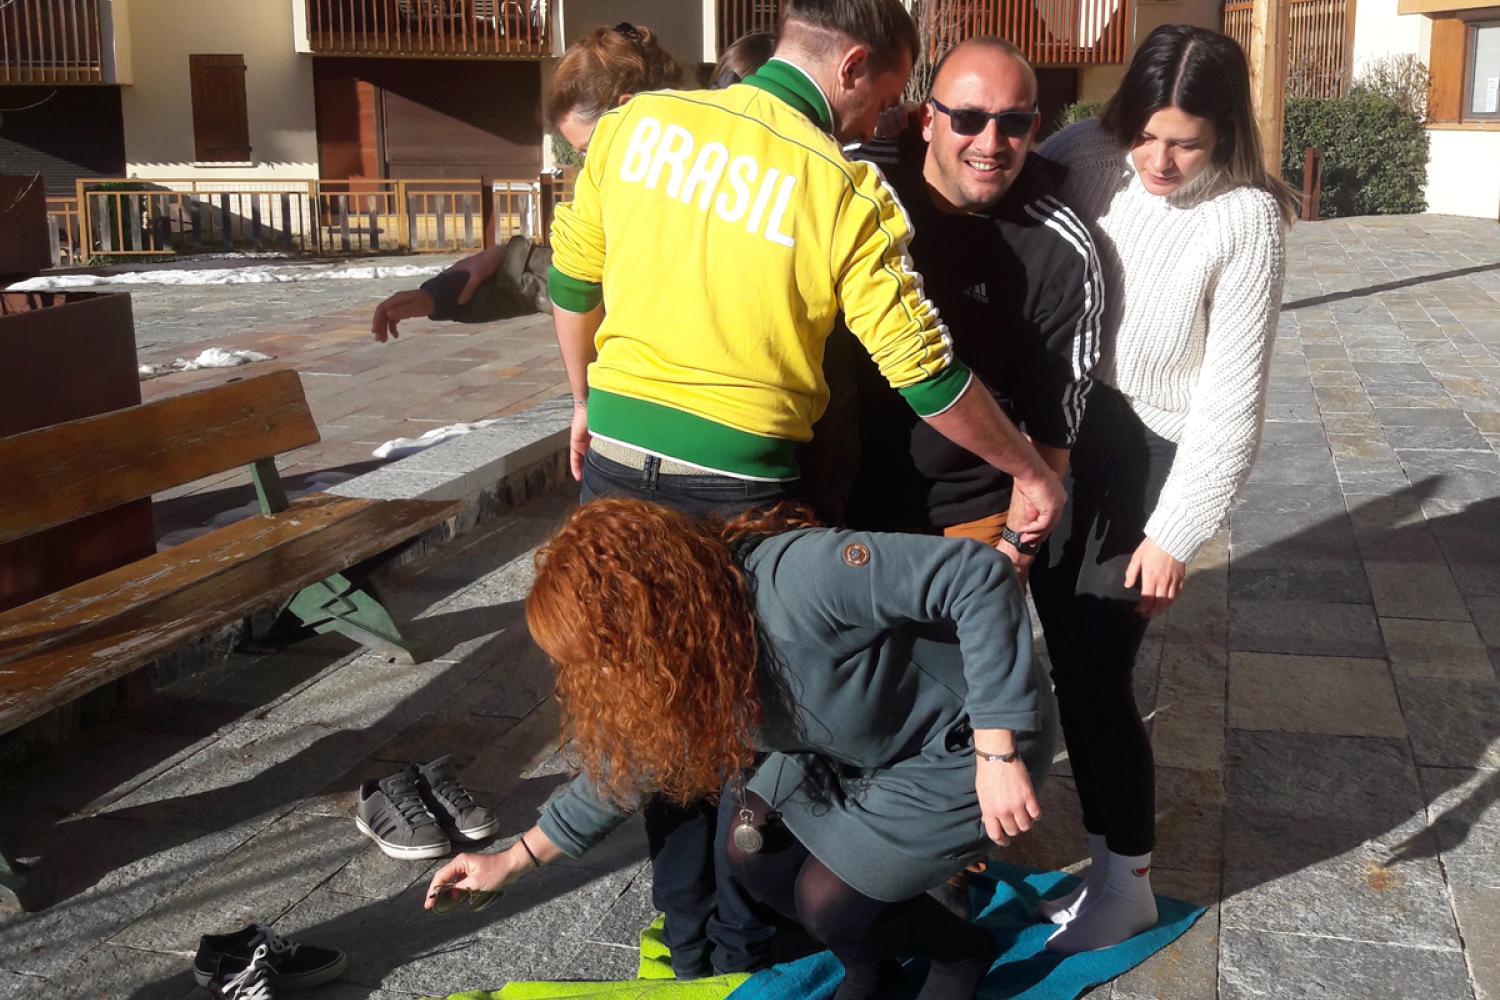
[414,756,500,843]
[354,772,450,860]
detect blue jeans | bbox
[579,448,797,519]
[578,446,800,975]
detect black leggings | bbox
[1029,384,1177,858]
[726,793,997,1000]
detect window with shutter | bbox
[189,54,252,162]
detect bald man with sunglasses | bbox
[828,37,1105,580]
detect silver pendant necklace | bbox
[730,758,788,855]
[732,805,766,854]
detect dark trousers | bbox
[579,447,797,975]
[1029,385,1177,857]
[727,793,997,1000]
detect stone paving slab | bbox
[1217,929,1472,1000]
[3,215,1499,998]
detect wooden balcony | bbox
[718,0,1131,67]
[1224,0,1353,98]
[306,0,551,59]
[0,0,103,84]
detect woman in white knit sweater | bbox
[1030,24,1297,953]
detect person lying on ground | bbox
[370,21,682,338]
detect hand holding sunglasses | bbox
[930,98,1039,139]
[423,852,512,914]
[427,881,500,913]
[424,832,551,914]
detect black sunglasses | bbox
[930,98,1039,138]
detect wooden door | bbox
[189,54,252,162]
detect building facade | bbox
[1353,0,1500,218]
[3,0,1159,195]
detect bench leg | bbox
[287,572,416,665]
[0,838,51,912]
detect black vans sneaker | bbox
[413,755,500,843]
[195,924,345,991]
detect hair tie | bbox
[612,21,643,43]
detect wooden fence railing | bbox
[720,0,1131,66]
[0,0,103,83]
[45,197,83,267]
[53,174,573,266]
[1224,0,1354,98]
[306,0,551,57]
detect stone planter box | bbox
[0,291,154,612]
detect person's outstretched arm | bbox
[424,823,563,907]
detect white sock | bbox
[1045,849,1158,954]
[1037,833,1107,924]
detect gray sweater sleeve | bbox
[760,530,1041,732]
[537,769,640,859]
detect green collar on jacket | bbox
[743,58,834,134]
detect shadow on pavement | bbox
[1281,260,1500,311]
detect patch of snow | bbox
[373,419,500,460]
[7,262,442,291]
[139,348,273,378]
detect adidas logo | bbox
[963,282,989,304]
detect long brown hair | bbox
[1101,24,1298,223]
[543,23,683,128]
[526,500,818,806]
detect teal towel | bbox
[727,862,1206,1000]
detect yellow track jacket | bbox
[548,58,970,481]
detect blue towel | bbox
[726,863,1206,1000]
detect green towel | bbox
[437,918,749,1000]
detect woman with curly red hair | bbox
[426,499,1056,1000]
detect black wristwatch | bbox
[1000,526,1041,557]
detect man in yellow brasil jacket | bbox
[547,3,1064,539]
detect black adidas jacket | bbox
[839,133,1104,530]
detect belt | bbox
[589,438,706,476]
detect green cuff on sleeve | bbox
[548,265,603,313]
[898,361,973,417]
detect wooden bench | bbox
[0,369,459,910]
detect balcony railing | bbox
[719,0,1131,67]
[57,175,576,265]
[1223,0,1353,98]
[920,0,1130,67]
[306,0,551,58]
[0,0,103,83]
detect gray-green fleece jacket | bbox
[538,527,1040,861]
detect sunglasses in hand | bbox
[930,98,1039,138]
[428,882,500,914]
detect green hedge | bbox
[1052,93,1427,219]
[551,132,584,169]
[1282,93,1428,218]
[1053,100,1102,134]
